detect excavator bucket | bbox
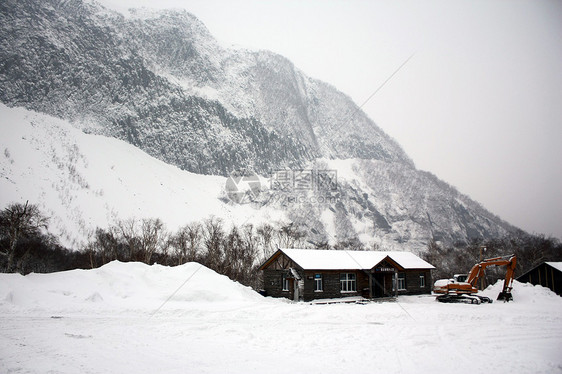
[497,291,513,302]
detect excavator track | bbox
[436,294,493,304]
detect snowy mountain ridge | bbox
[0,0,412,175]
[0,104,515,250]
[0,0,520,251]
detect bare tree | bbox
[0,201,48,272]
[86,227,122,266]
[115,218,138,261]
[171,222,202,265]
[256,223,275,260]
[224,225,243,279]
[240,224,260,286]
[241,224,259,262]
[139,218,167,264]
[333,237,365,251]
[276,222,306,249]
[202,217,225,273]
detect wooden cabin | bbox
[259,248,435,302]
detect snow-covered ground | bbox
[1,262,561,374]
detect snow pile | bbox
[0,261,264,314]
[481,279,560,304]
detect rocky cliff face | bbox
[0,0,411,175]
[0,0,520,250]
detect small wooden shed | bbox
[259,248,435,302]
[517,262,562,296]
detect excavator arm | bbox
[465,255,517,287]
[496,255,517,301]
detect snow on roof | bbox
[280,248,435,271]
[546,262,562,272]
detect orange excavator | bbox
[433,255,517,304]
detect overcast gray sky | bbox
[100,0,562,240]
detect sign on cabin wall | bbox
[375,267,395,272]
[374,260,395,273]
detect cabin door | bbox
[288,278,295,300]
[373,273,385,298]
[373,273,393,298]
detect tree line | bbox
[0,202,314,289]
[1,202,561,291]
[83,217,292,289]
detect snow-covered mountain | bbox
[0,0,411,175]
[0,104,287,247]
[0,0,520,251]
[0,103,515,251]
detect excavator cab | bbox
[453,274,468,283]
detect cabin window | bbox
[397,273,406,290]
[282,274,289,291]
[314,273,323,292]
[340,273,356,292]
[419,274,426,288]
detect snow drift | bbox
[481,278,561,305]
[0,261,263,314]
